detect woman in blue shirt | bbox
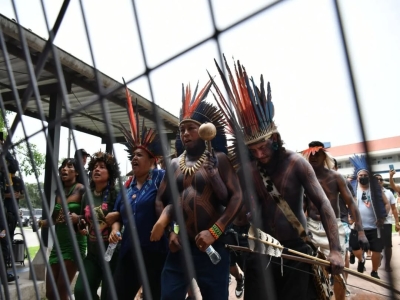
[108,88,167,299]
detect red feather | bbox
[123,79,138,143]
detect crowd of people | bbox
[2,56,400,300]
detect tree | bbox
[15,141,46,176]
[19,182,43,209]
[0,110,46,177]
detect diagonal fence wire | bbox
[0,0,394,299]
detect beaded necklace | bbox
[179,150,207,176]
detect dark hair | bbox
[248,132,286,162]
[59,158,84,185]
[333,158,338,169]
[5,151,19,173]
[373,173,382,178]
[87,151,120,190]
[308,141,324,148]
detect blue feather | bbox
[265,81,274,124]
[250,77,267,128]
[244,75,264,130]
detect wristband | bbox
[208,223,223,240]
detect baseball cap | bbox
[75,149,89,158]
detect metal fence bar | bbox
[332,0,395,298]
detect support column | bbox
[105,139,113,155]
[30,92,62,281]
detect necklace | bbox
[179,150,207,176]
[93,190,102,196]
[64,183,77,197]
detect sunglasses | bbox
[362,192,367,201]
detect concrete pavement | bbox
[3,231,400,299]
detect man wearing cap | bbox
[74,148,89,168]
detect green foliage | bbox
[19,182,43,209]
[0,110,46,177]
[15,141,46,176]
[0,110,11,133]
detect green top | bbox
[83,189,118,255]
[49,201,87,265]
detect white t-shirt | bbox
[384,188,396,224]
[357,188,376,230]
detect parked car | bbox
[19,209,30,227]
[29,209,43,227]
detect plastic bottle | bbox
[205,245,221,265]
[104,232,121,262]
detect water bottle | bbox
[206,245,221,265]
[104,232,121,261]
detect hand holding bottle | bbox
[109,229,122,244]
[195,230,215,252]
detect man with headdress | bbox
[349,155,389,279]
[151,81,243,300]
[302,141,368,299]
[209,56,344,300]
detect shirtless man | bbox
[151,82,242,300]
[209,56,344,300]
[302,141,368,299]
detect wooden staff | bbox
[241,235,400,295]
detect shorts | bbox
[307,218,346,261]
[382,224,393,248]
[341,222,351,250]
[352,228,383,253]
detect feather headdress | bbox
[209,55,277,145]
[176,81,228,156]
[301,141,335,169]
[349,154,369,177]
[208,55,277,168]
[349,154,387,219]
[120,79,163,161]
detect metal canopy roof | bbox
[0,14,179,146]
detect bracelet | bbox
[208,223,223,240]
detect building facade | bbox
[328,136,400,183]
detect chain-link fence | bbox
[0,0,398,299]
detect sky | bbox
[1,0,399,182]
